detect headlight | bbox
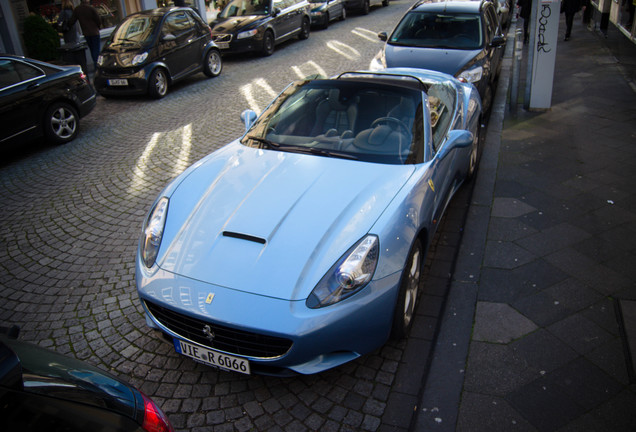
[97,55,104,66]
[132,52,149,66]
[306,235,379,308]
[369,53,385,72]
[237,29,258,39]
[457,66,484,83]
[141,197,169,268]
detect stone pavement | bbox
[414,15,636,432]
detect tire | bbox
[382,0,389,6]
[362,0,370,15]
[43,101,79,144]
[391,239,424,339]
[262,30,275,56]
[148,68,168,99]
[203,49,222,77]
[340,7,346,20]
[321,12,330,29]
[466,125,481,180]
[298,17,310,40]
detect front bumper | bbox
[94,67,151,96]
[136,263,401,375]
[211,33,264,54]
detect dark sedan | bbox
[210,0,311,56]
[0,54,96,146]
[309,0,346,29]
[95,7,222,99]
[0,326,173,432]
[370,0,505,112]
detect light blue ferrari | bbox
[136,68,482,375]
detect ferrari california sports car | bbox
[136,68,482,375]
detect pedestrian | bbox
[56,0,78,44]
[517,0,531,44]
[68,0,101,71]
[562,0,583,41]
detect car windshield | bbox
[241,79,425,165]
[110,15,161,45]
[219,0,270,17]
[389,12,483,50]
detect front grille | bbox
[144,300,293,359]
[212,34,232,43]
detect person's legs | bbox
[565,12,575,39]
[86,35,100,69]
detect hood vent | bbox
[222,231,266,244]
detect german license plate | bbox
[108,79,128,86]
[216,42,229,49]
[173,338,250,374]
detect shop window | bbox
[25,0,122,31]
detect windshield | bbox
[219,0,271,18]
[389,12,483,50]
[241,79,425,165]
[111,15,161,45]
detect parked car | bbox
[0,54,96,146]
[209,0,311,56]
[345,0,387,15]
[94,7,222,99]
[309,0,346,29]
[0,326,173,432]
[370,0,505,112]
[135,68,482,376]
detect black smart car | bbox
[0,327,173,432]
[210,0,311,56]
[95,7,222,99]
[371,0,505,112]
[0,54,96,146]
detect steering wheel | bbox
[370,117,412,164]
[371,117,411,137]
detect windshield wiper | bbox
[246,135,279,149]
[306,147,359,160]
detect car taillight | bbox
[79,71,88,84]
[141,391,174,432]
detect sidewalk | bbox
[414,15,636,432]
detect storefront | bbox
[0,0,217,57]
[589,0,635,39]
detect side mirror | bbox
[490,35,505,47]
[241,109,258,132]
[377,31,388,42]
[436,130,473,160]
[272,8,281,17]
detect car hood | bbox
[384,44,481,76]
[211,15,265,33]
[99,43,149,68]
[158,141,414,301]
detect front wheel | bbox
[43,102,79,144]
[391,239,424,339]
[203,49,222,77]
[148,68,168,99]
[262,30,275,56]
[340,7,346,20]
[361,0,370,15]
[298,17,310,40]
[382,0,389,6]
[466,125,481,180]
